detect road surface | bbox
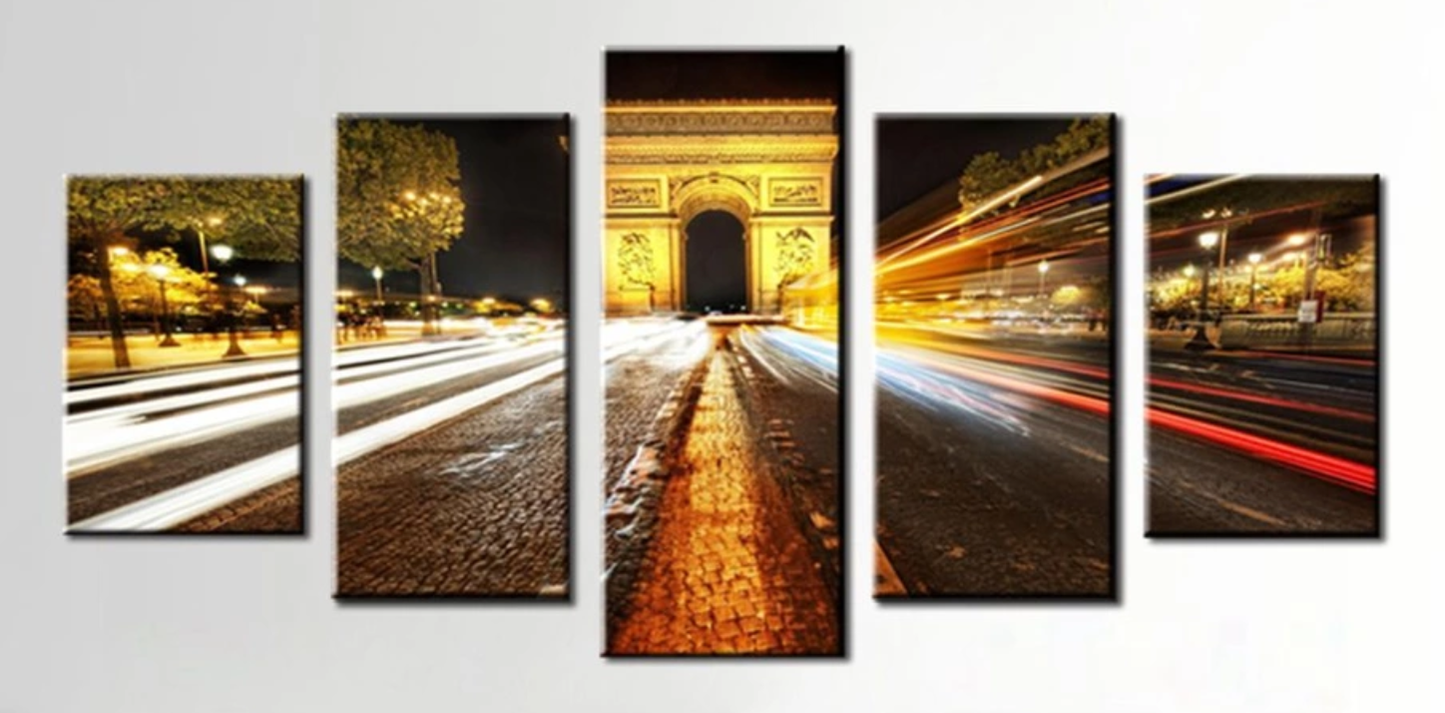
[66,350,305,533]
[1148,345,1378,535]
[605,321,842,655]
[875,321,1113,597]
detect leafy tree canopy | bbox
[68,248,212,318]
[958,116,1111,212]
[67,176,301,262]
[1148,176,1377,231]
[337,119,466,270]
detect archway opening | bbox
[685,210,747,314]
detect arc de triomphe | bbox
[603,100,838,316]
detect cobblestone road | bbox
[335,373,569,597]
[175,477,301,533]
[609,342,839,655]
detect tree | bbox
[1266,247,1375,312]
[958,116,1111,213]
[774,227,818,312]
[67,176,301,368]
[68,248,211,323]
[617,233,657,312]
[337,119,465,334]
[1148,176,1376,232]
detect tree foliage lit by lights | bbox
[336,119,465,271]
[958,116,1111,213]
[1148,245,1376,316]
[67,176,302,368]
[68,248,211,324]
[1266,246,1376,312]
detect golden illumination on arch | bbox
[603,100,838,316]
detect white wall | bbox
[2,1,1440,711]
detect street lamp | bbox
[1187,231,1221,350]
[371,266,384,303]
[147,263,180,348]
[1037,259,1050,303]
[1247,252,1263,311]
[196,215,223,276]
[1197,231,1220,316]
[1203,207,1234,268]
[209,244,246,358]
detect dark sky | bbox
[609,50,844,310]
[876,117,1073,220]
[607,49,844,102]
[340,116,570,305]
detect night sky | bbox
[339,116,570,306]
[608,50,844,312]
[875,117,1073,220]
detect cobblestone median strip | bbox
[608,340,840,655]
[603,348,710,630]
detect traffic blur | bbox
[874,140,1115,596]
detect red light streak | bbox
[1150,408,1376,494]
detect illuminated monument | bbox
[603,100,838,315]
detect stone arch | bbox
[672,175,757,227]
[604,100,837,316]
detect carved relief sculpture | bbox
[774,227,818,306]
[617,232,657,312]
[771,179,823,206]
[608,181,661,208]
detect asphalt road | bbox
[1147,346,1378,535]
[65,351,305,532]
[874,322,1113,598]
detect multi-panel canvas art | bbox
[333,116,572,596]
[602,49,845,655]
[1146,174,1380,536]
[874,116,1116,598]
[65,175,305,533]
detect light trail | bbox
[65,336,566,475]
[1149,375,1376,423]
[877,148,1110,275]
[884,325,1373,493]
[1144,174,1248,206]
[1148,408,1376,494]
[67,335,535,426]
[69,318,699,531]
[735,326,839,394]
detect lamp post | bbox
[1187,231,1221,350]
[1247,252,1263,311]
[1037,259,1050,311]
[147,264,181,347]
[210,244,247,358]
[371,266,384,303]
[1202,207,1234,292]
[196,215,223,276]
